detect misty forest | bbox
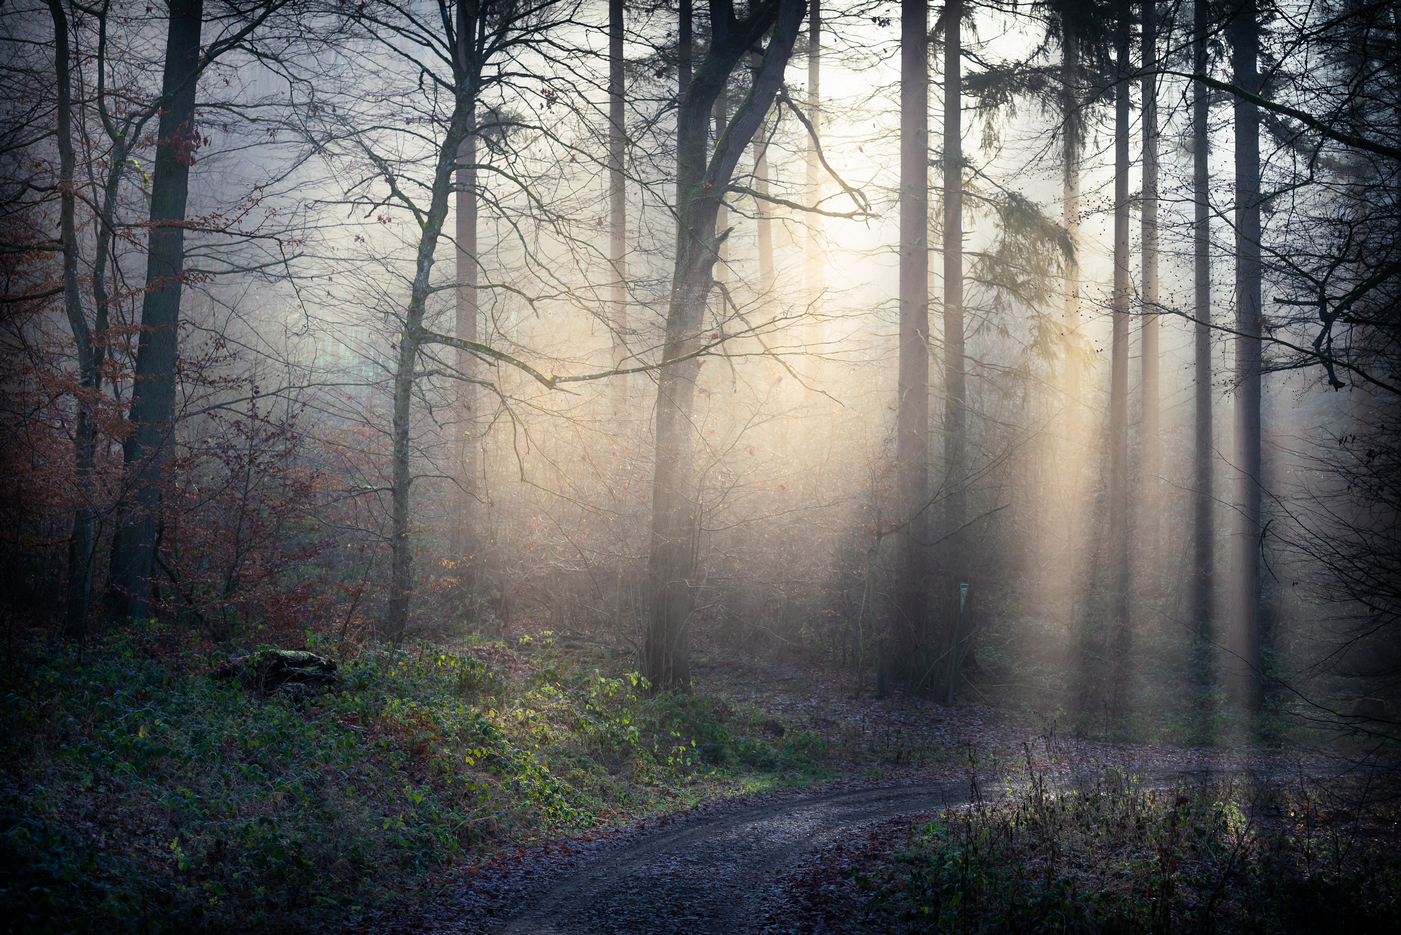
[2,0,1399,930]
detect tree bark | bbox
[752,49,774,294]
[1230,0,1263,709]
[609,0,628,404]
[644,0,805,691]
[1062,29,1081,396]
[1191,0,1215,701]
[108,0,205,622]
[647,0,696,692]
[48,0,99,639]
[714,88,729,285]
[47,0,102,639]
[679,0,692,92]
[940,0,966,695]
[1140,0,1160,542]
[890,0,929,690]
[451,120,478,566]
[1108,0,1132,722]
[804,0,823,348]
[385,4,483,641]
[1057,17,1092,704]
[388,114,476,640]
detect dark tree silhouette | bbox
[644,0,806,690]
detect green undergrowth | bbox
[856,769,1401,934]
[0,625,829,933]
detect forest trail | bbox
[490,782,983,935]
[419,758,1324,935]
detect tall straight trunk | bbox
[108,0,205,621]
[387,110,477,642]
[1140,0,1160,536]
[941,0,967,695]
[943,0,965,541]
[451,119,478,564]
[1108,0,1132,721]
[1057,22,1092,692]
[1191,0,1215,695]
[451,0,479,571]
[1230,0,1263,708]
[714,88,729,285]
[752,49,774,294]
[609,0,627,402]
[645,0,696,689]
[679,0,692,94]
[805,0,823,327]
[49,0,98,638]
[891,0,929,689]
[1062,31,1081,391]
[644,0,805,691]
[384,1,485,641]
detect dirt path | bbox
[493,782,981,935]
[425,760,1319,935]
[397,651,1343,935]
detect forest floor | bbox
[369,639,1395,935]
[6,625,1396,934]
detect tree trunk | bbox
[752,49,775,294]
[609,0,628,405]
[451,119,478,567]
[1062,30,1080,396]
[940,0,966,696]
[387,108,476,640]
[679,0,692,91]
[1108,0,1132,722]
[108,0,205,622]
[646,0,696,692]
[714,87,729,285]
[891,0,929,689]
[804,0,823,347]
[1191,0,1215,702]
[449,0,481,596]
[1140,0,1160,542]
[644,0,805,691]
[1230,0,1263,709]
[386,7,481,641]
[49,0,99,639]
[1057,20,1093,703]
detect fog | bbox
[8,0,1397,741]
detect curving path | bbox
[465,765,1293,935]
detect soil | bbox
[384,759,1331,933]
[365,643,1347,934]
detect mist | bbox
[6,0,1398,743]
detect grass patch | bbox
[0,625,829,933]
[855,770,1401,934]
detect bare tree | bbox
[608,0,627,406]
[1228,0,1263,708]
[942,0,966,570]
[291,0,589,640]
[45,0,91,635]
[41,0,285,627]
[804,0,823,348]
[888,0,929,691]
[1139,0,1160,539]
[450,114,479,569]
[750,51,775,294]
[1190,0,1216,709]
[107,0,210,621]
[1107,0,1131,721]
[643,0,806,690]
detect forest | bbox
[1,0,1398,930]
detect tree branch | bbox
[1174,70,1401,162]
